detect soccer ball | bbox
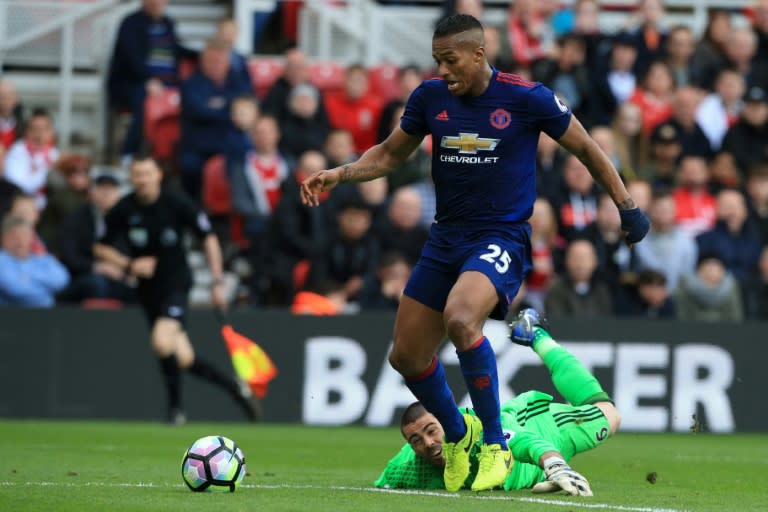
[181,435,246,492]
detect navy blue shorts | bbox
[403,222,532,320]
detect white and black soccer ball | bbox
[181,435,246,492]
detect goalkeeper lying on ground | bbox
[374,308,620,496]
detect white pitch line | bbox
[0,481,687,512]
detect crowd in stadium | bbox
[1,0,768,321]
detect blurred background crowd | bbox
[1,0,768,321]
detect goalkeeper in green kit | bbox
[374,308,620,495]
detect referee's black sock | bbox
[189,358,260,421]
[188,358,241,396]
[158,354,182,411]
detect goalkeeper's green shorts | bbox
[548,403,611,460]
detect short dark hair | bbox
[637,270,667,287]
[400,401,429,432]
[433,14,483,39]
[29,107,51,120]
[129,149,157,165]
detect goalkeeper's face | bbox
[402,413,446,468]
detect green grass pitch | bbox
[0,420,766,512]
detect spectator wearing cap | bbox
[590,32,638,126]
[695,188,761,287]
[324,64,383,155]
[57,173,133,304]
[720,85,768,176]
[637,121,682,189]
[676,252,743,322]
[278,83,330,161]
[634,188,697,292]
[0,215,69,307]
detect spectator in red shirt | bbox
[324,64,383,155]
[628,59,675,137]
[673,155,717,237]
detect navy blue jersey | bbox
[401,70,572,224]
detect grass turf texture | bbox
[0,421,766,512]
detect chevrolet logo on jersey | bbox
[441,133,500,154]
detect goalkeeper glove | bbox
[532,456,593,496]
[619,207,650,245]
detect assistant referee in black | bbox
[94,152,258,424]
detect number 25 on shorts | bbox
[479,244,511,273]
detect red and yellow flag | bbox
[220,325,278,399]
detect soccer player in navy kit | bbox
[301,14,649,492]
[94,154,259,424]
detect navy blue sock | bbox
[405,357,466,442]
[457,336,507,449]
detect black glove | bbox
[619,207,650,245]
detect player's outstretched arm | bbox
[300,127,424,207]
[556,116,649,246]
[532,452,593,497]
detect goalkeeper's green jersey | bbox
[374,390,610,491]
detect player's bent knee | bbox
[388,347,429,377]
[443,310,483,349]
[595,402,621,436]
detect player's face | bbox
[432,33,485,96]
[402,413,446,467]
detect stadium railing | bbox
[0,0,137,151]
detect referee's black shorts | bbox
[137,286,190,327]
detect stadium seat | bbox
[308,60,346,95]
[143,88,181,164]
[368,63,401,102]
[81,298,124,310]
[248,57,285,99]
[202,154,230,216]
